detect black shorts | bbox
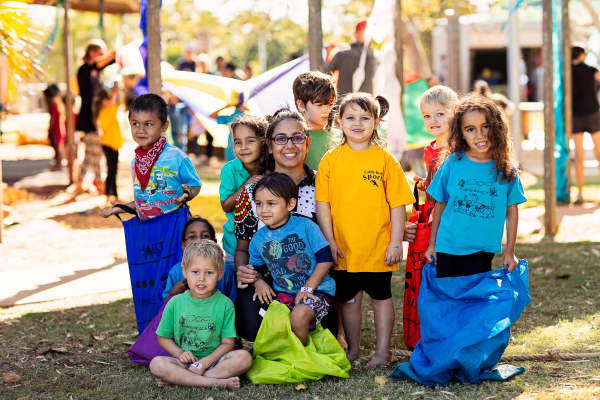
[435,251,494,278]
[333,271,393,302]
[573,111,600,134]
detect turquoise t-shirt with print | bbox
[427,153,527,255]
[248,215,335,296]
[132,143,202,220]
[219,158,251,255]
[156,290,237,359]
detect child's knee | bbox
[232,350,253,370]
[149,357,169,377]
[290,305,314,328]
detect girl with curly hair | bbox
[424,94,527,276]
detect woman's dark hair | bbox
[181,217,217,243]
[264,108,309,171]
[449,93,517,182]
[252,172,298,204]
[93,89,111,121]
[231,115,268,173]
[129,93,168,124]
[336,92,389,147]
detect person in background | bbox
[168,94,190,153]
[324,19,376,97]
[214,56,226,76]
[571,44,600,204]
[178,46,196,72]
[196,53,210,74]
[74,39,116,195]
[223,62,237,79]
[43,83,66,170]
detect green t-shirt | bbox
[306,129,333,170]
[156,290,237,359]
[219,158,251,255]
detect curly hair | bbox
[449,94,517,182]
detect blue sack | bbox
[390,259,530,387]
[121,207,190,333]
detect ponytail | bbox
[375,95,389,119]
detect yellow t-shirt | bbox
[97,104,123,150]
[315,144,414,272]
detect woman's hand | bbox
[236,265,258,288]
[252,279,275,304]
[295,288,316,304]
[245,175,264,185]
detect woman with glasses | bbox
[233,109,337,341]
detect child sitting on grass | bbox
[150,239,252,389]
[293,71,337,170]
[247,173,335,345]
[162,217,236,301]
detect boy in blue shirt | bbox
[247,173,335,345]
[150,240,252,389]
[100,94,202,220]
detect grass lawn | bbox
[1,239,599,399]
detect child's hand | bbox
[424,245,436,264]
[385,243,403,266]
[329,241,344,266]
[295,288,316,304]
[99,206,120,218]
[245,175,264,185]
[188,358,208,375]
[252,279,275,304]
[174,184,192,204]
[178,351,197,364]
[404,222,417,243]
[503,253,519,272]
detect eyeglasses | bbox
[271,134,307,145]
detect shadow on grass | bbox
[1,241,599,399]
[0,258,127,307]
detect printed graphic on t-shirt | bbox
[134,165,181,218]
[362,169,383,187]
[451,178,497,219]
[261,233,311,292]
[178,314,216,354]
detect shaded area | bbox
[1,159,53,185]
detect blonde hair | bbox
[182,239,224,274]
[419,85,458,110]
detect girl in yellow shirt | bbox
[95,84,123,203]
[316,93,414,369]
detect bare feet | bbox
[221,376,241,389]
[346,348,360,362]
[364,353,390,369]
[156,378,169,387]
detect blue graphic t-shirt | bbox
[427,153,527,255]
[249,215,335,297]
[132,144,202,220]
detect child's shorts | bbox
[435,251,494,278]
[276,292,332,327]
[183,351,229,370]
[333,271,393,303]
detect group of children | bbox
[100,67,526,389]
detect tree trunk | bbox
[63,0,75,184]
[147,0,162,95]
[308,0,323,71]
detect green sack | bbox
[246,301,350,384]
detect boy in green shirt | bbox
[293,71,337,170]
[150,240,252,389]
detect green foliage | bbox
[0,2,43,83]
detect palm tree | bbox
[0,1,42,110]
